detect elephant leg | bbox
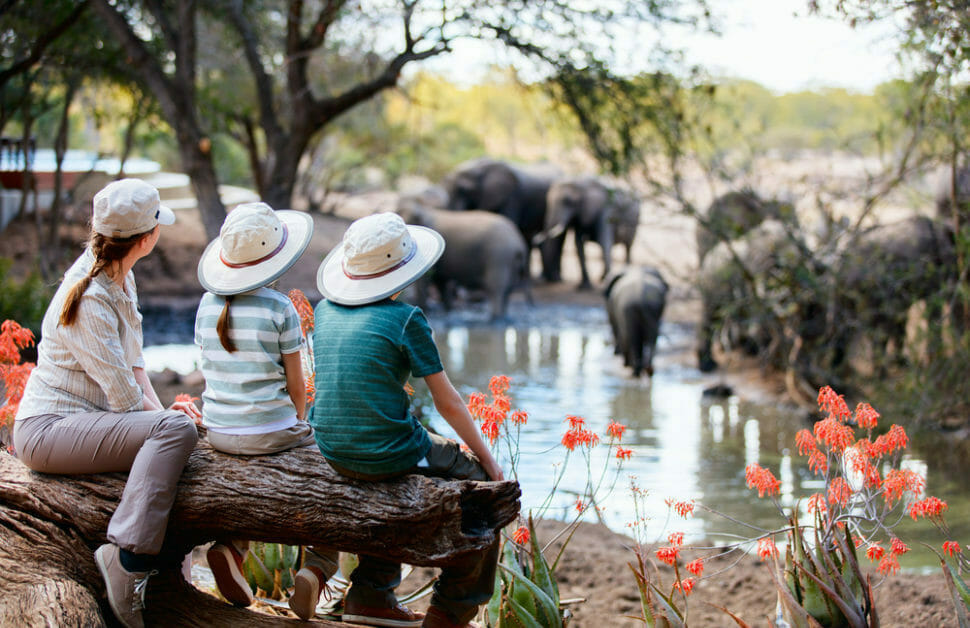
[607,306,622,355]
[626,318,645,377]
[599,227,614,282]
[541,236,565,283]
[575,231,592,290]
[697,300,718,372]
[436,278,454,311]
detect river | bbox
[142,301,970,571]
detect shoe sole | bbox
[94,545,141,628]
[288,571,320,620]
[206,545,253,607]
[341,614,424,628]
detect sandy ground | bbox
[1,196,959,625]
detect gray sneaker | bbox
[94,544,157,628]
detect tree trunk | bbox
[179,140,226,241]
[0,442,520,626]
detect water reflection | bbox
[142,304,970,569]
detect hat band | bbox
[343,245,417,280]
[219,224,289,268]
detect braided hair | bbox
[58,229,152,326]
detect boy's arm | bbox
[282,350,307,421]
[424,370,505,482]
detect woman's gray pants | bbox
[13,410,199,555]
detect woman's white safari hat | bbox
[198,202,313,295]
[92,178,175,238]
[317,211,444,306]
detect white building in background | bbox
[0,138,161,230]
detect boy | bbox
[310,212,504,628]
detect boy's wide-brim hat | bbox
[317,211,444,306]
[198,202,313,295]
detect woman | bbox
[13,178,201,628]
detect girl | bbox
[194,202,336,620]
[13,178,202,628]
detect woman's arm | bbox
[424,370,504,481]
[133,366,202,421]
[133,367,163,411]
[282,350,307,421]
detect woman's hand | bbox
[481,457,505,482]
[170,399,202,425]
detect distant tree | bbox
[80,0,712,240]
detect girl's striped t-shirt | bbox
[194,287,304,430]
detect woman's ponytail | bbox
[58,229,151,326]
[217,295,236,353]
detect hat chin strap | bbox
[342,245,416,280]
[219,224,289,268]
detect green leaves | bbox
[487,517,566,628]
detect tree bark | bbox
[0,442,520,626]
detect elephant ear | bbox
[602,269,625,298]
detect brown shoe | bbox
[206,542,253,607]
[343,598,425,627]
[289,565,331,620]
[94,543,156,628]
[421,606,481,628]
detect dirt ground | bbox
[2,199,959,625]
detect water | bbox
[143,301,970,571]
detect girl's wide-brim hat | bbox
[198,202,313,295]
[317,211,444,306]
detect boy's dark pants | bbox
[328,432,499,624]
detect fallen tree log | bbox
[0,441,521,627]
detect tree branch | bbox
[0,0,90,89]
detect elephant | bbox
[696,219,819,373]
[441,158,559,277]
[604,266,668,377]
[537,176,641,289]
[395,201,532,321]
[829,215,957,370]
[934,165,970,227]
[696,190,797,263]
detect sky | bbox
[681,0,905,93]
[417,0,907,95]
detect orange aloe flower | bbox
[943,541,962,557]
[866,543,885,562]
[686,558,704,576]
[671,499,695,518]
[606,420,627,441]
[889,537,909,555]
[615,447,632,461]
[510,410,528,425]
[854,402,880,429]
[673,578,695,595]
[511,526,530,545]
[877,553,900,575]
[656,546,679,565]
[488,375,510,397]
[667,532,685,547]
[757,537,777,560]
[745,463,781,498]
[827,477,852,508]
[909,496,948,521]
[817,385,851,421]
[813,416,854,452]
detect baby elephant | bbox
[604,266,668,377]
[397,201,531,320]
